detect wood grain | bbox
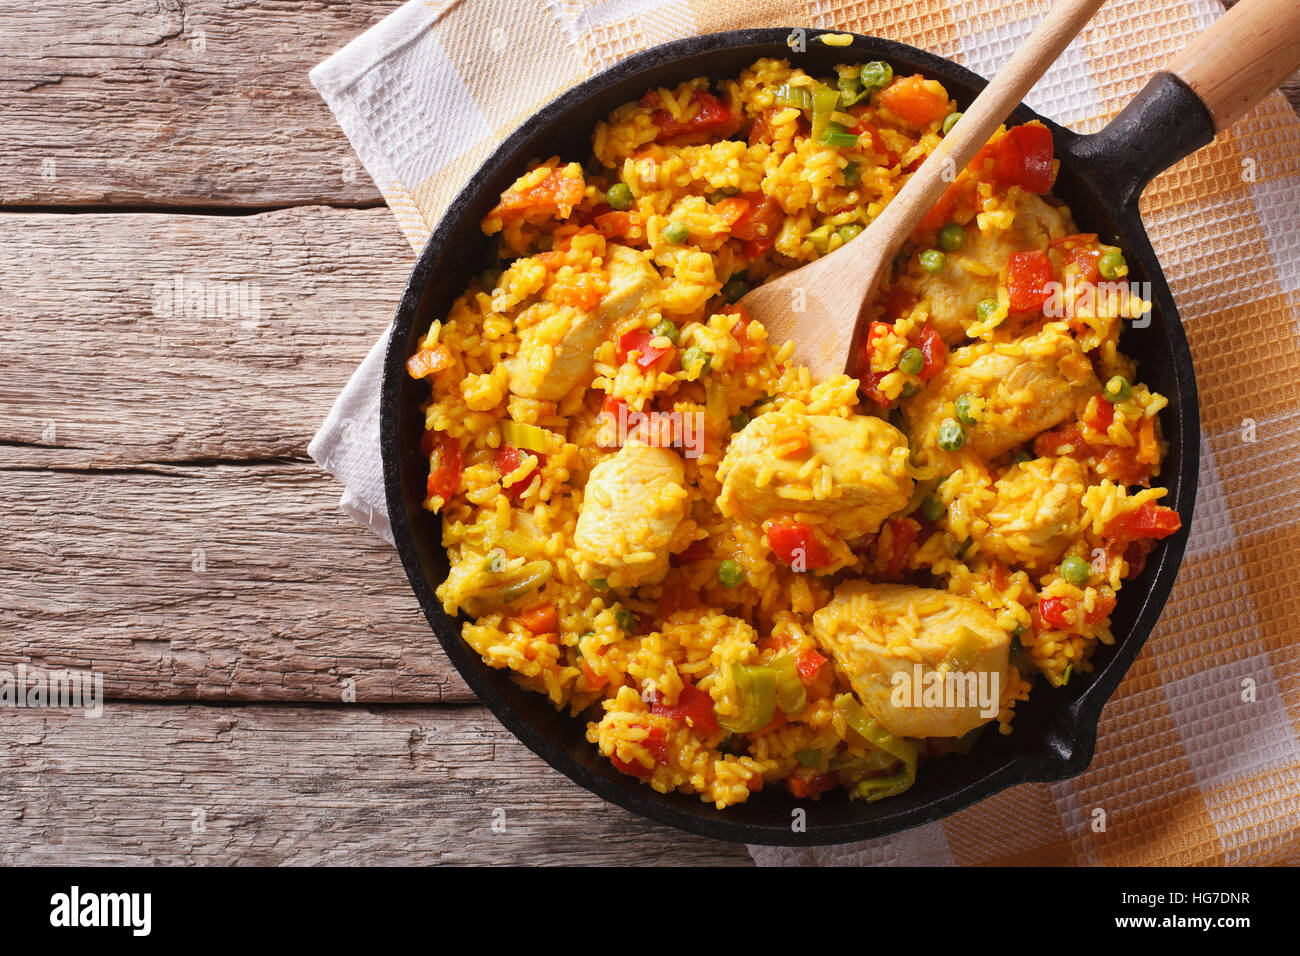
[1170,0,1300,131]
[0,703,751,865]
[0,0,397,208]
[0,206,411,467]
[0,461,472,703]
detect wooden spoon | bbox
[738,0,1109,381]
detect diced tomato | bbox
[651,683,718,736]
[857,320,898,408]
[767,517,833,570]
[748,106,779,145]
[721,303,763,369]
[519,603,558,635]
[1108,503,1182,544]
[489,166,585,220]
[550,272,608,310]
[729,191,784,246]
[616,328,675,371]
[848,113,899,166]
[1052,233,1103,283]
[884,517,919,578]
[1005,250,1055,313]
[495,442,543,501]
[582,660,608,692]
[407,344,453,380]
[1086,397,1115,432]
[424,431,462,503]
[919,179,966,232]
[1038,593,1116,632]
[796,649,827,685]
[610,726,669,778]
[1098,445,1153,487]
[713,197,750,226]
[992,123,1055,194]
[647,91,743,144]
[787,772,836,799]
[914,322,947,382]
[1034,423,1086,458]
[594,210,638,239]
[877,74,951,128]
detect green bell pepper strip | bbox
[717,662,777,733]
[773,84,812,110]
[770,655,806,717]
[834,694,918,802]
[810,83,841,144]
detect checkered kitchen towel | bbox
[308,0,1300,865]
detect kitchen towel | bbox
[308,0,1300,865]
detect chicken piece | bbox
[918,194,1073,344]
[812,581,1010,739]
[507,244,661,401]
[718,411,913,540]
[974,456,1087,570]
[903,322,1097,464]
[574,440,689,588]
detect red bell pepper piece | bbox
[767,517,833,570]
[424,431,463,503]
[1005,249,1055,313]
[647,91,742,144]
[651,684,718,736]
[496,442,543,501]
[616,328,675,371]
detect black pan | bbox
[381,28,1211,846]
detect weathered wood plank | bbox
[0,0,395,208]
[0,206,411,467]
[2,0,1291,212]
[0,703,752,865]
[0,461,472,703]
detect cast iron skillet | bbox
[381,29,1205,846]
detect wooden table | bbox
[3,1,1295,866]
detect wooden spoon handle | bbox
[1166,0,1300,131]
[861,0,1108,255]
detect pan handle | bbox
[1069,0,1300,209]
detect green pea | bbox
[589,578,609,590]
[613,606,637,632]
[606,182,633,210]
[843,161,861,187]
[662,221,690,244]
[900,381,921,399]
[941,111,963,136]
[837,223,865,243]
[717,559,745,588]
[682,346,711,376]
[1098,250,1126,280]
[1060,555,1090,587]
[954,394,976,425]
[730,411,751,432]
[859,61,893,94]
[921,494,946,522]
[721,276,750,302]
[1103,375,1132,402]
[898,347,924,376]
[937,418,965,452]
[651,319,679,344]
[976,297,999,323]
[919,249,946,274]
[937,223,966,251]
